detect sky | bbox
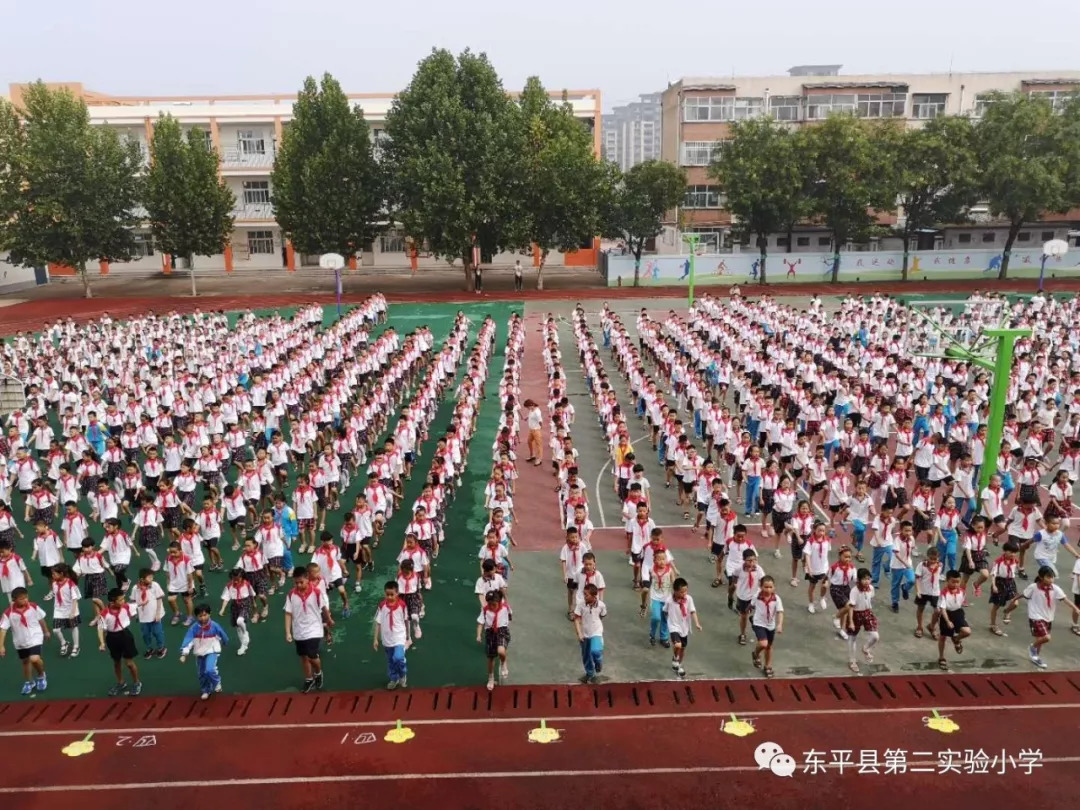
[2,0,1077,110]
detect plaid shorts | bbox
[1029,619,1052,639]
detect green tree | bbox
[601,160,686,286]
[511,77,607,290]
[975,91,1078,279]
[886,116,979,279]
[384,49,519,290]
[804,115,896,283]
[271,74,383,264]
[0,99,21,252]
[1,82,142,298]
[144,114,234,296]
[709,118,810,285]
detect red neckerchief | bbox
[742,564,758,591]
[292,586,320,613]
[1020,508,1032,532]
[483,602,505,631]
[0,555,16,579]
[831,561,853,584]
[7,604,34,628]
[758,593,777,622]
[1038,582,1054,608]
[674,596,688,618]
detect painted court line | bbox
[3,758,1078,793]
[1,700,1076,739]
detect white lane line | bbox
[3,699,1078,740]
[3,757,1079,793]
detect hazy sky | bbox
[3,0,1076,110]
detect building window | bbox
[796,236,810,247]
[684,185,722,208]
[972,94,998,118]
[805,94,856,120]
[247,231,274,254]
[982,232,996,243]
[857,92,907,118]
[680,141,723,167]
[242,180,270,205]
[682,96,731,122]
[958,233,972,244]
[1017,232,1031,242]
[132,232,155,257]
[731,97,764,120]
[776,237,789,248]
[768,96,801,121]
[912,93,948,119]
[818,236,831,247]
[1041,231,1056,242]
[380,232,406,253]
[1028,90,1072,113]
[188,128,212,150]
[237,129,266,155]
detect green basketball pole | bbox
[681,233,701,308]
[914,310,1030,491]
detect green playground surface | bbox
[2,299,522,699]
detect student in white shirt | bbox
[1010,565,1078,669]
[665,578,702,678]
[285,568,332,694]
[373,580,410,690]
[476,589,512,691]
[750,576,784,679]
[573,583,607,684]
[0,588,50,695]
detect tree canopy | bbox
[602,160,686,285]
[271,73,384,259]
[0,81,143,297]
[144,114,234,295]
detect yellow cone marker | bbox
[384,719,415,744]
[527,718,561,744]
[61,732,96,757]
[723,714,756,738]
[924,710,960,734]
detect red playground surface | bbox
[0,671,1076,809]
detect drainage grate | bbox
[2,672,1078,731]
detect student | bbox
[868,505,896,588]
[803,522,831,614]
[988,542,1020,637]
[843,568,879,674]
[577,552,605,606]
[889,520,916,612]
[665,577,702,678]
[284,566,332,693]
[130,568,166,659]
[99,588,142,696]
[0,545,31,602]
[373,581,409,689]
[476,589,512,691]
[750,575,783,679]
[163,542,195,627]
[49,564,82,657]
[934,570,971,671]
[179,604,230,700]
[573,582,607,684]
[559,527,584,620]
[828,545,856,639]
[219,568,256,655]
[396,559,424,641]
[1009,565,1079,669]
[1030,515,1080,579]
[647,548,677,647]
[0,587,50,695]
[735,548,766,645]
[313,531,351,618]
[913,546,943,639]
[474,558,508,606]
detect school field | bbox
[2,285,1080,808]
[5,293,1080,702]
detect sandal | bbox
[913,628,923,639]
[954,640,964,654]
[752,650,762,668]
[938,658,948,671]
[764,667,774,679]
[990,625,1005,636]
[848,661,860,673]
[1071,626,1080,637]
[738,634,747,646]
[711,579,722,588]
[862,646,873,663]
[638,606,646,618]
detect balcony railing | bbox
[221,145,276,169]
[232,202,275,220]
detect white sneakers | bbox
[237,645,248,656]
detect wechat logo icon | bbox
[754,741,797,778]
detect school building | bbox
[3,82,603,278]
[658,66,1080,255]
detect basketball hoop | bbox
[0,374,26,417]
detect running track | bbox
[0,671,1076,808]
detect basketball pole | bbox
[681,233,701,308]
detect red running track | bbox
[1,672,1077,809]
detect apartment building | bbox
[659,66,1080,253]
[5,82,602,274]
[602,92,662,171]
